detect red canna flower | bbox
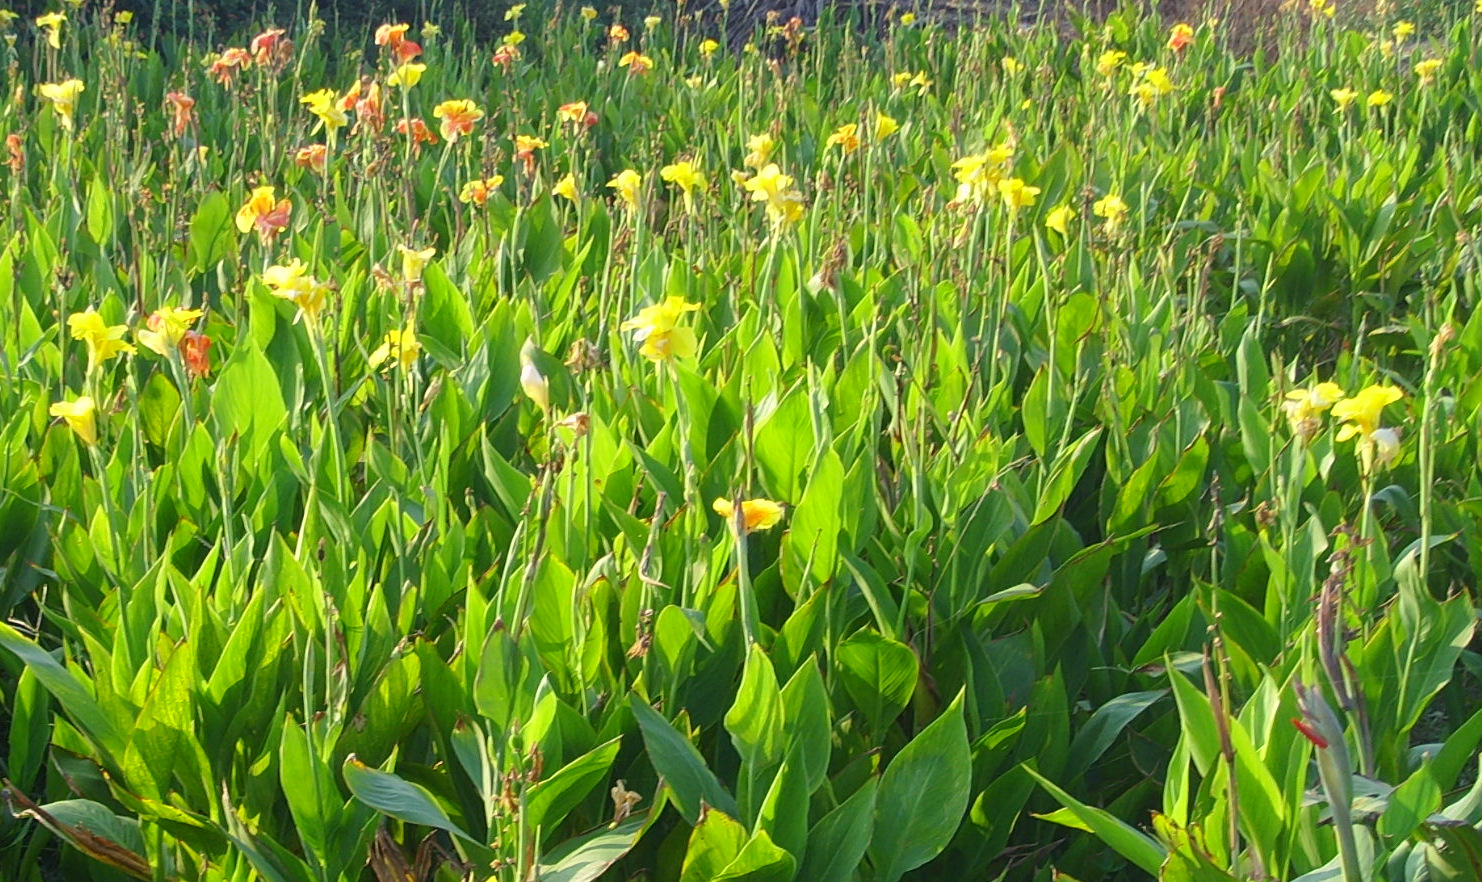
[1291,717,1329,749]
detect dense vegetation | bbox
[2,2,1482,881]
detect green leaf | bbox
[342,755,476,843]
[526,737,622,840]
[869,692,972,882]
[122,638,196,800]
[630,694,737,824]
[725,643,785,773]
[211,341,287,465]
[279,719,341,867]
[795,777,877,882]
[536,812,650,882]
[679,807,749,882]
[779,661,830,795]
[1064,690,1166,781]
[715,828,797,882]
[1025,766,1165,876]
[86,176,114,245]
[0,622,125,763]
[835,629,917,734]
[188,190,234,273]
[1031,427,1103,525]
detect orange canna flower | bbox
[433,99,483,141]
[1167,23,1194,52]
[180,330,212,378]
[208,47,253,86]
[459,176,505,206]
[353,80,385,132]
[375,22,410,48]
[493,43,521,69]
[396,117,439,152]
[609,23,630,42]
[295,144,328,172]
[5,133,21,174]
[514,134,547,173]
[164,91,195,137]
[250,27,292,68]
[557,100,589,124]
[618,51,653,74]
[235,186,291,240]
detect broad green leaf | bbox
[526,737,622,840]
[869,692,972,882]
[725,643,784,773]
[835,629,917,734]
[630,694,737,824]
[0,622,125,762]
[537,812,649,882]
[679,808,749,882]
[795,777,877,882]
[1026,766,1165,876]
[342,755,476,843]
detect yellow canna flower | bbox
[1095,50,1127,78]
[1129,66,1175,107]
[387,62,426,88]
[950,147,1012,206]
[1391,20,1414,40]
[700,38,720,56]
[1309,0,1335,18]
[37,79,84,130]
[433,99,483,140]
[301,88,348,131]
[743,132,774,168]
[998,178,1039,215]
[235,185,292,239]
[898,11,916,25]
[505,4,526,20]
[1332,384,1402,442]
[712,497,784,532]
[68,308,135,373]
[621,296,701,362]
[660,160,706,213]
[618,51,653,74]
[553,172,579,202]
[262,259,331,326]
[1045,204,1074,236]
[875,112,900,139]
[1330,87,1358,110]
[398,245,436,283]
[581,6,598,20]
[50,395,97,445]
[825,123,860,154]
[459,176,504,206]
[1282,381,1345,436]
[607,168,642,208]
[1414,58,1442,86]
[35,11,64,48]
[138,306,204,355]
[644,14,661,28]
[1367,89,1392,108]
[1093,193,1129,230]
[1001,56,1024,75]
[369,326,421,371]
